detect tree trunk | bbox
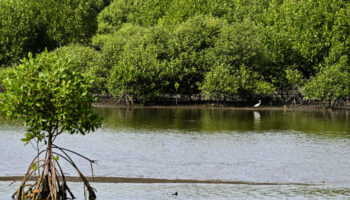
[47,132,53,163]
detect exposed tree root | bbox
[12,141,96,200]
[116,92,134,106]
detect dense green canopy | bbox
[0,0,106,67]
[0,51,102,142]
[1,0,349,104]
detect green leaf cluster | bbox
[304,57,350,101]
[105,25,170,101]
[0,0,106,67]
[0,51,102,143]
[52,45,106,94]
[201,64,239,98]
[1,0,349,103]
[94,15,275,101]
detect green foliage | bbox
[0,1,36,67]
[0,0,105,66]
[285,68,306,90]
[160,0,230,27]
[201,19,274,98]
[106,25,170,101]
[95,14,278,100]
[37,0,105,46]
[252,0,350,94]
[303,58,350,101]
[262,0,349,77]
[324,2,350,66]
[202,65,275,98]
[93,24,149,68]
[2,0,348,104]
[213,19,267,73]
[53,45,102,73]
[174,82,180,91]
[236,65,275,96]
[53,45,106,93]
[96,0,272,30]
[138,0,170,26]
[0,67,10,92]
[96,0,144,34]
[168,16,225,95]
[201,64,239,98]
[97,16,227,100]
[97,0,224,33]
[0,51,101,144]
[80,0,350,103]
[93,24,157,98]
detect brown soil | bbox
[0,176,315,186]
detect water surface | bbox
[0,108,349,199]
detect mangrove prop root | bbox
[12,147,96,200]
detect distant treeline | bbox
[0,0,349,105]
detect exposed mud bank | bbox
[0,176,315,186]
[93,102,350,112]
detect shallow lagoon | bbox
[1,108,349,199]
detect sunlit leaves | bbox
[0,0,106,67]
[201,64,239,98]
[202,64,275,98]
[53,45,105,93]
[106,25,170,101]
[303,60,350,101]
[0,51,102,144]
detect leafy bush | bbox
[105,25,171,102]
[96,0,144,34]
[0,0,105,66]
[168,16,225,95]
[304,58,350,102]
[0,67,11,92]
[236,65,275,96]
[263,0,349,77]
[201,64,239,98]
[96,0,272,30]
[214,19,267,73]
[93,24,149,68]
[0,1,36,67]
[0,51,101,199]
[0,51,101,136]
[53,45,106,93]
[53,45,102,72]
[0,0,339,103]
[202,64,275,98]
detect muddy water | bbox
[1,108,350,199]
[1,181,350,199]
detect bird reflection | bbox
[253,111,261,121]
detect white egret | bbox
[253,100,261,108]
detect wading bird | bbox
[254,100,261,108]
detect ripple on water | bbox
[1,108,350,199]
[1,128,350,184]
[1,182,350,199]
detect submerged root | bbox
[12,146,96,200]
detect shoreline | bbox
[93,102,350,112]
[0,176,314,186]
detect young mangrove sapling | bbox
[0,51,102,199]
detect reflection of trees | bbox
[94,107,350,136]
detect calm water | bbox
[1,107,350,199]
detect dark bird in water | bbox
[172,192,178,196]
